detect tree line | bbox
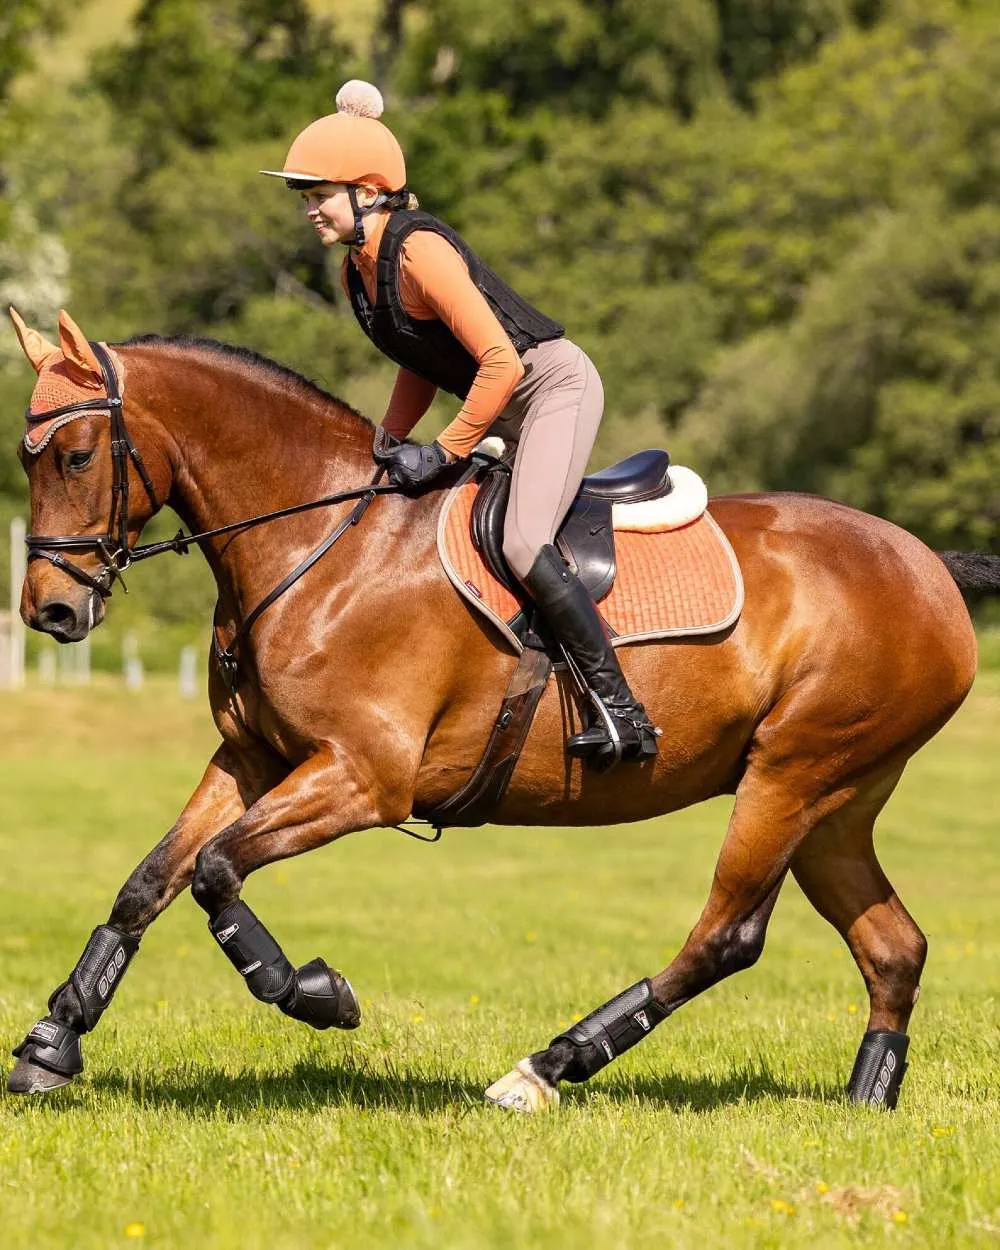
[0,0,996,637]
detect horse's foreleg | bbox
[8,743,279,1095]
[187,747,399,1033]
[486,763,842,1112]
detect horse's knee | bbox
[190,841,240,914]
[710,912,769,979]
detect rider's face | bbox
[300,183,379,246]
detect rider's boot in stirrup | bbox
[523,544,660,769]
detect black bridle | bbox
[24,342,160,597]
[23,340,398,687]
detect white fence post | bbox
[178,645,198,698]
[123,630,144,690]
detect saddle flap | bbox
[470,464,617,604]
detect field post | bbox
[123,630,144,690]
[9,517,26,689]
[178,645,198,698]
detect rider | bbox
[262,80,659,768]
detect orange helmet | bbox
[260,81,406,191]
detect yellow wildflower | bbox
[124,1224,145,1239]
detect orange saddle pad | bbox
[438,477,744,652]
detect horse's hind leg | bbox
[791,776,926,1109]
[486,764,825,1111]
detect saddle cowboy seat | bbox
[442,444,743,651]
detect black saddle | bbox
[470,449,671,612]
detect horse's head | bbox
[10,307,163,642]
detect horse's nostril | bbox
[37,600,79,635]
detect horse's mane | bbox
[118,334,374,432]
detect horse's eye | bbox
[66,450,95,471]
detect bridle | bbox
[23,340,400,687]
[24,342,159,597]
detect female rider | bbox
[262,81,658,768]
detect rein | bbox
[24,341,399,690]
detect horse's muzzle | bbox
[30,591,102,643]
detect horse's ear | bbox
[57,309,104,389]
[8,307,61,374]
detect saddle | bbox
[470,449,672,608]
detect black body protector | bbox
[345,209,565,398]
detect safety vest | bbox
[345,210,564,399]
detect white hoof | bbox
[484,1059,559,1112]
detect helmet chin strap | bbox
[346,185,409,247]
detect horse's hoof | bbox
[7,1055,73,1095]
[484,1059,559,1112]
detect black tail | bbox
[938,551,1000,595]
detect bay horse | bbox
[7,308,996,1110]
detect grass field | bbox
[0,674,998,1249]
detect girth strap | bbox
[423,640,552,828]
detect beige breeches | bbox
[489,337,604,581]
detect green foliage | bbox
[92,0,350,169]
[0,0,64,101]
[0,0,997,649]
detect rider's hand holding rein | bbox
[371,426,453,489]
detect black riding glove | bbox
[373,428,451,488]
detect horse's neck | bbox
[128,346,374,598]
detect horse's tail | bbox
[937,551,1000,596]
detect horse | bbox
[6,308,997,1111]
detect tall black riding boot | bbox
[524,544,660,769]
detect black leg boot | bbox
[523,544,660,769]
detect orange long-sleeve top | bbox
[340,212,525,458]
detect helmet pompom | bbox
[335,80,385,120]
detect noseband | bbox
[24,342,159,598]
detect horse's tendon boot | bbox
[280,958,361,1030]
[550,978,670,1082]
[210,900,296,1003]
[210,903,359,1029]
[847,1030,910,1109]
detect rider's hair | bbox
[286,179,419,210]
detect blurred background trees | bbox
[0,0,997,645]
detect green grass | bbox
[0,674,998,1249]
